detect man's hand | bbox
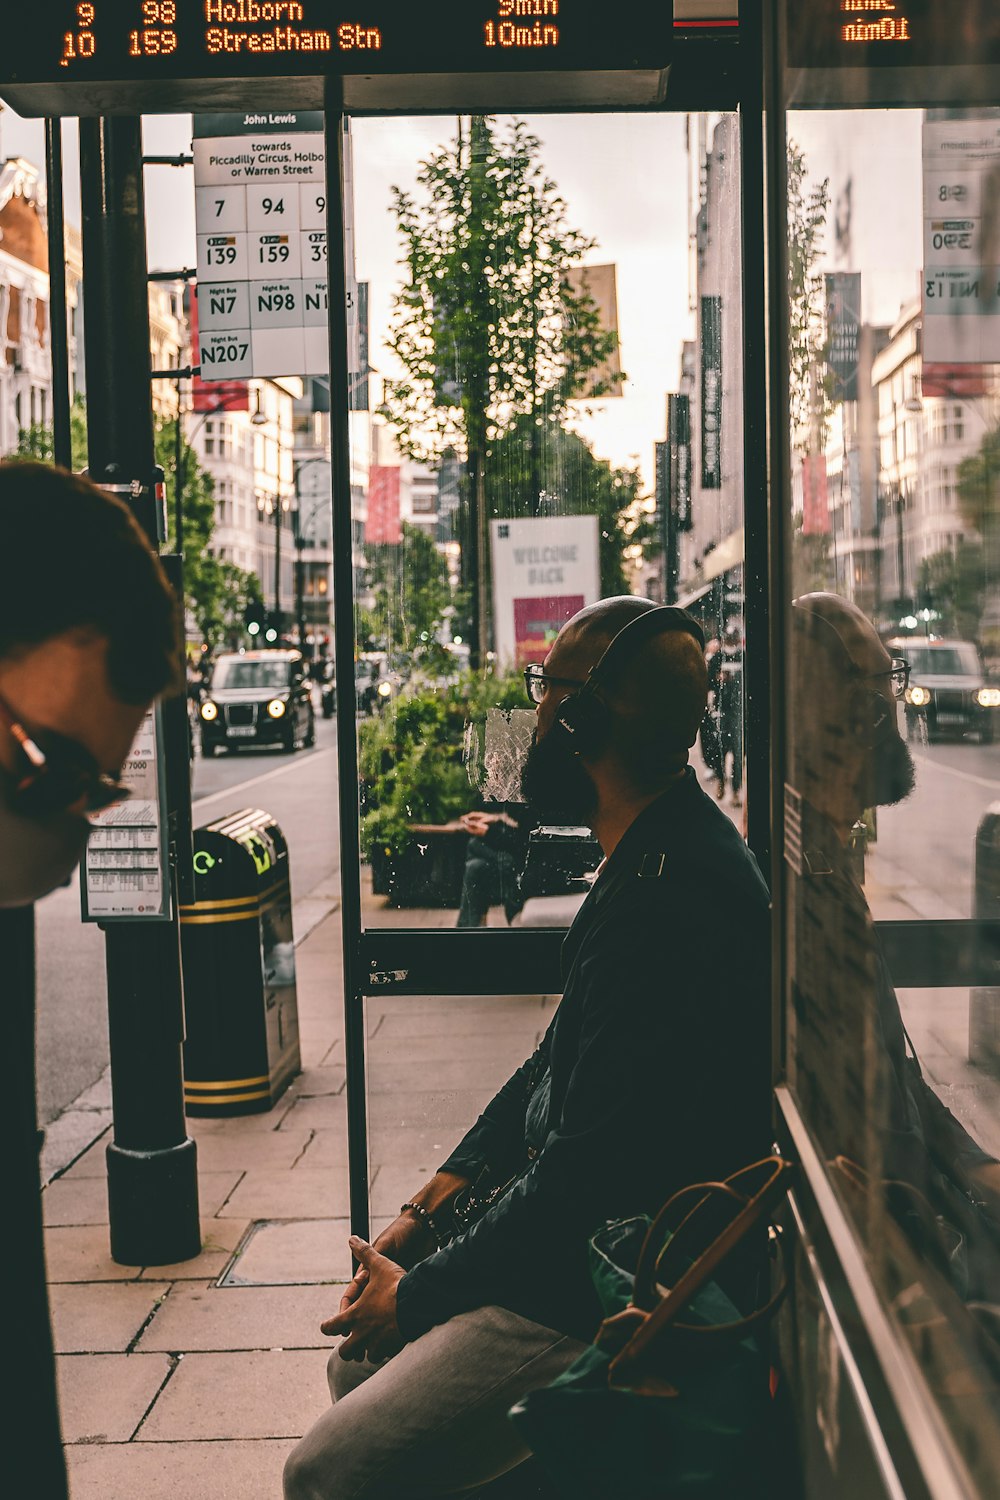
[459,810,517,838]
[323,1237,406,1363]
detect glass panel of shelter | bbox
[349,110,747,937]
[780,5,1000,1484]
[346,108,747,1231]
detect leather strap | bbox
[608,1155,795,1382]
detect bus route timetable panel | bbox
[0,0,673,115]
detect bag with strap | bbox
[508,1156,795,1499]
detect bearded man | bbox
[285,597,772,1500]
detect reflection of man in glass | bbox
[790,593,1000,1306]
[285,597,772,1499]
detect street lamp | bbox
[257,490,291,636]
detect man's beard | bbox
[870,731,916,808]
[520,729,597,825]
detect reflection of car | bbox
[355,653,397,715]
[890,637,999,744]
[200,649,315,755]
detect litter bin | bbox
[180,808,301,1115]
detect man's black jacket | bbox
[395,770,772,1343]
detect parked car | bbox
[200,649,316,755]
[890,636,999,744]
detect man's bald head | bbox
[546,597,709,792]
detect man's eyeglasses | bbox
[861,657,910,701]
[523,664,587,706]
[0,692,131,816]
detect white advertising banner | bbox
[922,117,1000,369]
[194,109,354,380]
[490,515,601,669]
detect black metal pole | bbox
[45,118,72,471]
[174,377,185,551]
[325,90,370,1242]
[8,905,69,1498]
[274,496,283,630]
[295,531,306,648]
[79,116,200,1266]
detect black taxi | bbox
[199,650,316,756]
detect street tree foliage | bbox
[365,521,452,655]
[957,419,1000,541]
[385,115,619,467]
[483,416,642,597]
[918,542,988,644]
[787,140,833,454]
[156,417,261,650]
[15,397,259,650]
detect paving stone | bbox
[45,1225,143,1283]
[138,1349,331,1440]
[367,1058,518,1094]
[295,1129,349,1170]
[221,1167,351,1221]
[41,1112,112,1185]
[365,1088,496,1129]
[58,1352,172,1442]
[50,1282,171,1353]
[276,1095,348,1132]
[369,1164,448,1218]
[223,1218,353,1287]
[369,1124,464,1168]
[137,1219,251,1281]
[285,1065,347,1097]
[135,1282,338,1351]
[43,1171,243,1227]
[65,1438,293,1500]
[186,1106,295,1135]
[181,1132,314,1174]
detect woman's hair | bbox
[0,461,182,703]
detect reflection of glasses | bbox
[523,664,587,705]
[862,657,910,700]
[0,691,131,816]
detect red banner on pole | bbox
[366,465,402,544]
[801,452,830,536]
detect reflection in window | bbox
[785,102,1000,1484]
[350,113,743,930]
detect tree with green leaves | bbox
[787,140,833,454]
[385,115,620,662]
[917,541,988,644]
[16,395,259,650]
[365,521,452,656]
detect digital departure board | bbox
[787,0,1000,71]
[0,0,673,115]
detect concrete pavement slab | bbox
[57,1352,172,1442]
[300,1035,340,1068]
[50,1281,171,1353]
[284,1064,347,1096]
[221,1166,351,1220]
[364,1087,496,1129]
[135,1282,338,1351]
[369,1123,467,1167]
[187,1105,297,1134]
[65,1438,293,1500]
[63,1129,313,1177]
[136,1219,251,1281]
[296,1129,348,1170]
[44,1225,142,1283]
[41,1109,113,1185]
[367,1057,518,1093]
[222,1218,352,1286]
[276,1095,348,1131]
[43,1170,244,1227]
[137,1348,331,1441]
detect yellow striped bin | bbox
[180,808,301,1116]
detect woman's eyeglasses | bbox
[0,692,131,816]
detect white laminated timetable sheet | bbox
[82,704,171,922]
[194,111,331,379]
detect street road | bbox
[35,714,342,1126]
[872,737,1000,920]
